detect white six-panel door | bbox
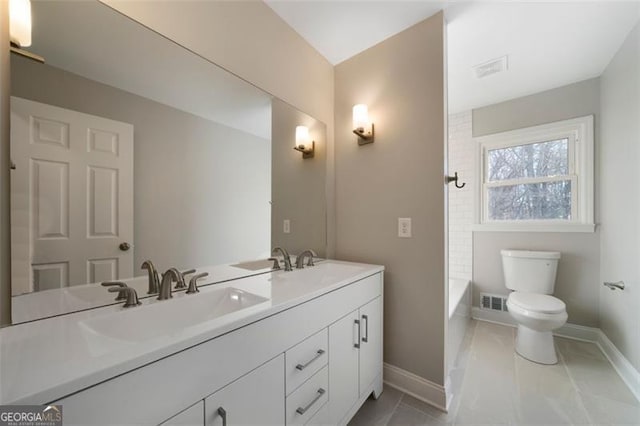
[10,97,134,295]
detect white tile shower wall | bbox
[448,111,473,281]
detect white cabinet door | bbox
[327,310,360,425]
[205,355,285,426]
[359,296,383,393]
[10,96,134,295]
[161,401,204,426]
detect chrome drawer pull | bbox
[217,407,227,426]
[296,349,325,371]
[296,388,326,415]
[354,319,361,348]
[362,314,369,343]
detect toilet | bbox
[501,250,567,365]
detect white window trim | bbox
[473,115,595,233]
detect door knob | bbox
[119,242,131,251]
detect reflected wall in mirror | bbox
[7,1,326,324]
[271,98,327,257]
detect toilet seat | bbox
[508,292,566,314]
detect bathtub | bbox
[447,278,471,373]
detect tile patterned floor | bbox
[349,320,640,425]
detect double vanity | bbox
[0,260,384,426]
[3,3,376,425]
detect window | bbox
[475,116,594,232]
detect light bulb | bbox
[295,125,310,149]
[9,0,32,48]
[352,104,369,132]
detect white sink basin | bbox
[272,262,364,285]
[274,262,362,281]
[80,287,268,343]
[230,259,275,271]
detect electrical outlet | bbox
[283,219,290,234]
[398,218,412,238]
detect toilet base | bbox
[515,325,558,365]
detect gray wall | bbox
[271,98,327,257]
[474,232,600,326]
[12,56,271,276]
[473,78,601,137]
[599,22,640,370]
[472,78,601,327]
[335,13,446,385]
[102,0,337,259]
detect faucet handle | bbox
[174,269,196,290]
[306,250,317,267]
[108,287,141,307]
[268,257,281,270]
[102,281,128,301]
[186,272,209,294]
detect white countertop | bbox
[12,261,279,324]
[0,260,383,405]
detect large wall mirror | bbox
[7,0,327,324]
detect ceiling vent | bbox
[473,55,508,79]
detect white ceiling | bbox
[265,0,447,65]
[446,1,640,113]
[265,1,640,113]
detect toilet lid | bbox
[508,292,566,314]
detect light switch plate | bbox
[283,219,291,234]
[398,218,412,238]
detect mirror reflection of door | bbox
[10,97,134,295]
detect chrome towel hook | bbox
[445,172,466,189]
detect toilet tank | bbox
[501,250,561,294]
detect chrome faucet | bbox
[101,281,128,301]
[141,260,160,294]
[268,257,281,270]
[186,272,209,294]
[158,268,181,300]
[108,286,141,308]
[102,282,140,307]
[295,249,317,269]
[174,269,196,290]
[272,247,292,271]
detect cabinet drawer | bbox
[286,366,329,426]
[286,328,328,395]
[160,401,204,426]
[305,402,328,426]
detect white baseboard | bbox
[597,330,640,402]
[383,363,447,412]
[471,307,517,327]
[471,307,639,403]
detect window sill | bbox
[472,223,596,233]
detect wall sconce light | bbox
[9,0,44,63]
[293,125,315,159]
[352,104,374,145]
